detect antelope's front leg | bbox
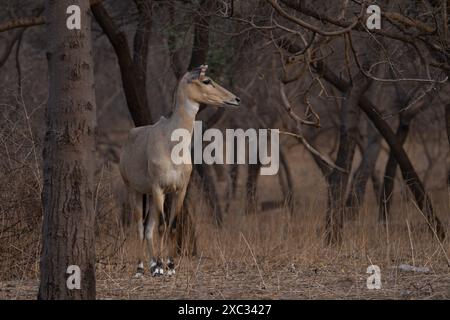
[127,188,145,278]
[166,184,188,275]
[146,188,165,276]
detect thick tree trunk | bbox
[39,0,97,299]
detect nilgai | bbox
[119,65,240,276]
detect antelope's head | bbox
[181,65,240,107]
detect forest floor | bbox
[1,257,449,299]
[1,153,449,300]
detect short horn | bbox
[199,64,208,79]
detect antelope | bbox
[119,65,240,277]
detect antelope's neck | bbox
[170,90,199,134]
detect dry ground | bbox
[1,258,449,299]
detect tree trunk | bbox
[177,0,216,253]
[324,74,369,246]
[39,0,97,299]
[359,97,446,240]
[378,114,411,222]
[188,0,213,70]
[446,103,450,187]
[196,163,223,226]
[446,103,450,146]
[91,1,153,126]
[279,148,295,215]
[346,120,381,219]
[245,164,261,214]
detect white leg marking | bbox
[134,262,144,278]
[167,269,176,276]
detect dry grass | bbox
[1,172,449,299]
[0,100,449,299]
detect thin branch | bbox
[0,16,44,33]
[277,80,346,173]
[384,11,435,33]
[348,30,448,83]
[0,29,25,69]
[277,130,347,173]
[266,0,365,36]
[279,80,321,128]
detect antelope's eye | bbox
[202,79,212,85]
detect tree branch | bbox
[266,0,364,36]
[0,16,44,33]
[91,1,153,126]
[0,29,25,69]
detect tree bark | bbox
[446,102,450,187]
[446,103,450,146]
[39,0,97,299]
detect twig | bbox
[279,82,320,127]
[275,130,347,173]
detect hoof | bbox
[134,263,144,278]
[152,267,164,277]
[167,269,176,276]
[150,260,164,277]
[166,259,176,276]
